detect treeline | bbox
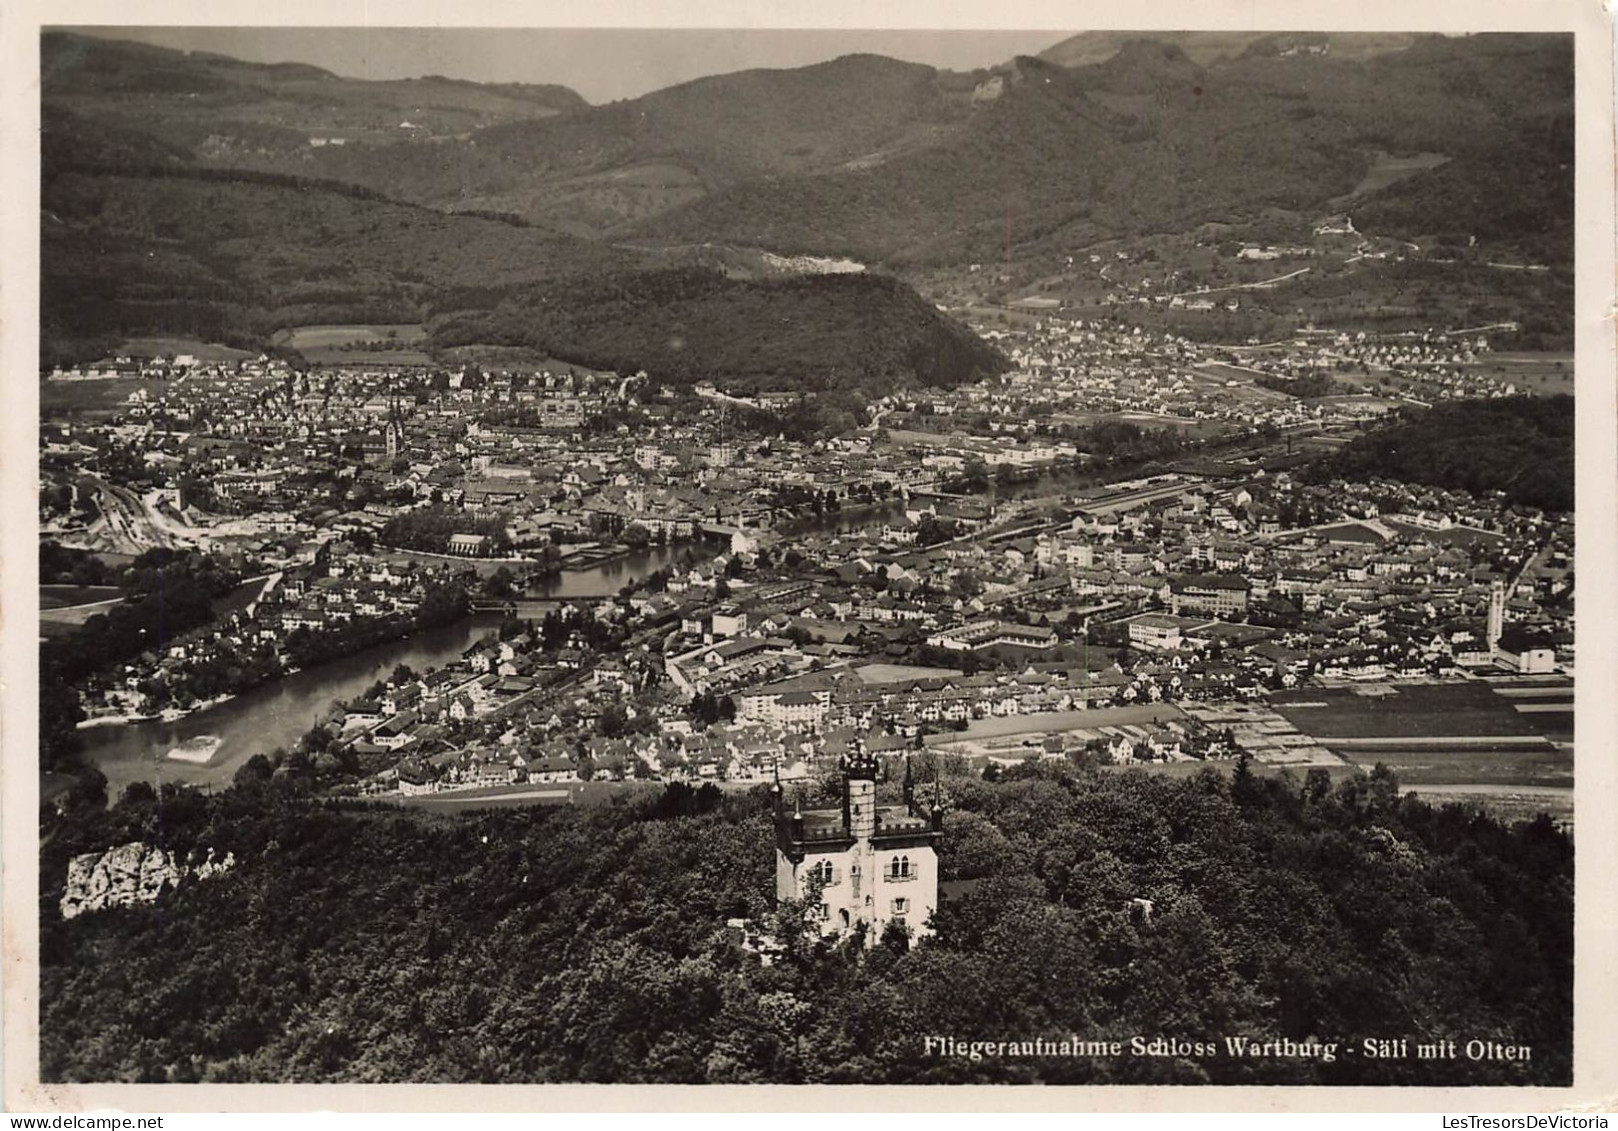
[1256,373,1343,399]
[534,604,627,654]
[40,542,119,588]
[39,759,1570,1084]
[1306,395,1573,512]
[380,507,511,556]
[284,581,470,669]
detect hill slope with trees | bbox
[46,33,1573,271]
[41,160,1004,394]
[40,762,1571,1085]
[1306,396,1574,512]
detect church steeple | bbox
[385,394,405,461]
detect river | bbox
[76,471,1104,797]
[82,614,508,797]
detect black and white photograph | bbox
[5,1,1615,1107]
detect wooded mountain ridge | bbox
[46,31,1572,267]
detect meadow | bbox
[273,323,434,366]
[1270,682,1560,740]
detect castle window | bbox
[811,859,834,886]
[892,897,910,915]
[886,855,913,882]
[817,903,829,921]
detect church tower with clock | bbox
[773,743,942,946]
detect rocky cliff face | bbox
[60,842,236,920]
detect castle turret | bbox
[843,741,878,841]
[774,739,940,948]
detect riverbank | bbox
[79,614,509,798]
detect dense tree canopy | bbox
[40,762,1571,1085]
[1307,395,1574,512]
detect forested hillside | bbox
[44,33,1574,269]
[41,161,1003,392]
[40,762,1571,1085]
[1307,396,1575,512]
[431,268,1007,398]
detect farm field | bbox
[1100,759,1360,785]
[1270,682,1560,739]
[436,346,618,377]
[1103,751,1570,825]
[273,323,434,366]
[1189,362,1292,399]
[1335,744,1572,789]
[1402,786,1573,827]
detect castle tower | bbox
[775,746,940,947]
[1487,578,1506,652]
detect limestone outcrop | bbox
[60,842,236,920]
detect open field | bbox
[1271,681,1573,802]
[115,337,255,362]
[854,664,965,684]
[1102,757,1570,825]
[886,429,965,447]
[1186,367,1294,404]
[1457,352,1574,396]
[39,594,127,627]
[1049,411,1233,440]
[41,377,166,416]
[926,703,1185,745]
[273,323,434,366]
[1309,521,1388,544]
[1381,519,1509,549]
[395,779,667,810]
[436,346,619,377]
[40,584,122,610]
[1271,682,1559,740]
[1333,150,1450,202]
[1401,785,1572,827]
[1335,744,1571,789]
